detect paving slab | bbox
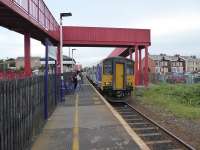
[31,80,141,150]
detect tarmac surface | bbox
[31,79,141,150]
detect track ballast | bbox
[110,101,195,150]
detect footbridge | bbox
[0,1,151,150]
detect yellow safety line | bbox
[72,94,79,150]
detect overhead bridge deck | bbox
[31,77,149,150]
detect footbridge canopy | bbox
[62,26,151,47]
[0,0,59,43]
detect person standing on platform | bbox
[72,73,78,91]
[77,72,82,90]
[80,72,84,84]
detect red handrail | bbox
[12,0,59,32]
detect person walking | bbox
[77,73,82,90]
[72,73,78,91]
[80,72,84,84]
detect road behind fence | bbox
[0,74,60,150]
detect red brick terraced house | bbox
[146,54,185,74]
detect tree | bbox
[19,66,24,71]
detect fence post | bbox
[54,60,57,105]
[44,40,49,120]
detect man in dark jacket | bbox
[72,73,78,90]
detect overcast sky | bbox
[0,0,200,66]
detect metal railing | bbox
[0,74,60,150]
[0,71,26,80]
[11,0,59,32]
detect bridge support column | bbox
[24,33,31,76]
[144,46,149,87]
[134,46,139,86]
[138,48,142,85]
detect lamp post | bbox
[72,48,77,70]
[69,47,71,58]
[60,12,72,101]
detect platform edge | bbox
[89,81,150,150]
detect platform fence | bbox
[0,74,60,150]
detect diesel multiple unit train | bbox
[87,56,135,98]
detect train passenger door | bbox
[115,63,124,89]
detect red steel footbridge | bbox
[0,1,151,150]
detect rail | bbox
[111,101,196,150]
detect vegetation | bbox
[39,65,45,71]
[19,66,24,71]
[136,83,200,119]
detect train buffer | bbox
[31,79,148,150]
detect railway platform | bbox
[31,78,148,150]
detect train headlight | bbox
[127,82,132,86]
[104,82,112,86]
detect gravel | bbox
[128,96,200,149]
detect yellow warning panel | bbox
[115,63,124,89]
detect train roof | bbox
[102,56,134,62]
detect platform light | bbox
[72,48,77,58]
[60,12,72,19]
[72,48,77,70]
[60,11,72,102]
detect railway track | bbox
[87,78,196,150]
[109,101,196,150]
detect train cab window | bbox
[127,64,133,75]
[103,61,112,75]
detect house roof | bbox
[149,55,163,61]
[164,56,179,61]
[180,56,200,61]
[149,54,199,62]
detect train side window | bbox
[127,64,133,75]
[103,61,112,75]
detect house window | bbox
[179,67,183,73]
[155,67,160,73]
[177,62,180,67]
[155,61,159,66]
[171,67,177,73]
[172,62,174,67]
[177,67,179,72]
[164,68,168,73]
